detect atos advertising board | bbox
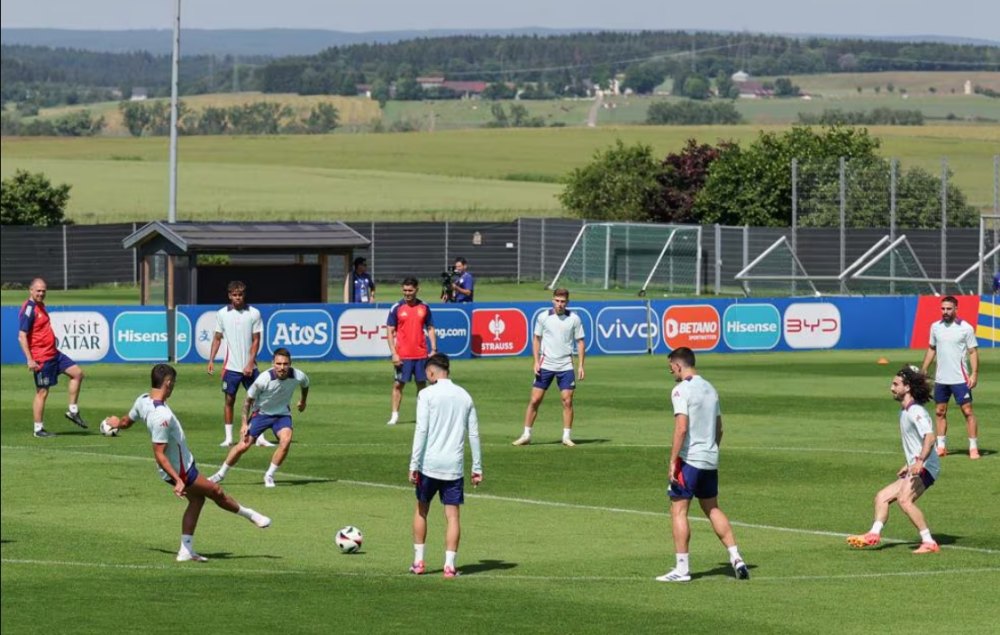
[49,311,110,361]
[112,311,191,361]
[267,309,333,359]
[596,306,660,354]
[722,304,780,350]
[336,308,391,358]
[433,308,471,357]
[663,305,720,351]
[471,308,528,356]
[783,303,842,349]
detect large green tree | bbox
[559,140,662,221]
[1,170,71,226]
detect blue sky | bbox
[1,0,997,42]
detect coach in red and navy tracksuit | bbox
[17,277,88,437]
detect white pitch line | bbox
[3,445,998,555]
[2,558,997,584]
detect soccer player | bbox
[17,277,87,437]
[386,277,437,426]
[344,256,376,303]
[656,347,749,583]
[208,348,309,488]
[103,364,272,563]
[512,288,585,447]
[919,295,980,459]
[408,354,482,578]
[207,280,274,448]
[847,366,941,554]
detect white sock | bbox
[388,411,399,423]
[68,404,79,414]
[562,428,572,441]
[181,534,194,552]
[919,528,934,543]
[727,545,742,564]
[675,553,690,575]
[445,550,457,568]
[224,424,234,441]
[936,436,946,448]
[414,544,425,563]
[34,422,44,432]
[236,506,254,520]
[265,463,279,478]
[217,463,231,477]
[869,520,885,534]
[969,438,978,450]
[522,427,532,438]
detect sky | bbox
[1,0,998,42]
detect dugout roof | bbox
[122,221,370,255]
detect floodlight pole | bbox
[166,0,181,362]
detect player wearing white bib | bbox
[656,347,749,583]
[512,288,585,447]
[848,367,941,554]
[920,296,980,460]
[102,364,271,563]
[210,348,309,488]
[207,280,272,448]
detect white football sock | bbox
[414,544,425,562]
[217,463,231,477]
[68,404,79,414]
[265,463,279,478]
[181,534,194,552]
[969,438,978,450]
[919,528,934,543]
[236,506,254,520]
[224,424,234,442]
[675,553,690,575]
[936,436,946,448]
[34,422,44,432]
[523,427,532,438]
[562,428,572,441]
[445,550,457,568]
[869,520,885,534]
[727,545,742,564]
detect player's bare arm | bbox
[669,414,688,482]
[576,338,585,380]
[207,332,224,374]
[532,334,542,374]
[427,326,437,354]
[387,326,399,362]
[17,331,39,371]
[715,415,724,446]
[152,443,184,496]
[968,348,979,389]
[245,332,261,376]
[298,387,309,412]
[919,346,935,375]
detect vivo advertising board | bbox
[266,309,333,359]
[596,306,660,354]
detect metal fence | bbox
[2,220,995,297]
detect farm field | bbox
[2,124,998,222]
[2,351,998,634]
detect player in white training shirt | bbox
[102,364,271,563]
[209,348,309,488]
[920,295,980,459]
[848,367,941,554]
[207,280,272,448]
[512,288,585,447]
[656,347,749,583]
[408,354,482,578]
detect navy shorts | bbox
[668,459,719,500]
[33,351,77,389]
[414,473,465,505]
[395,359,427,384]
[247,413,292,439]
[163,463,200,488]
[533,368,576,391]
[222,368,259,396]
[933,382,972,405]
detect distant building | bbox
[130,87,148,102]
[440,81,488,98]
[731,70,750,83]
[737,81,773,99]
[417,76,445,89]
[964,80,973,95]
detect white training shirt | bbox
[899,402,940,480]
[410,378,482,481]
[928,319,978,385]
[129,393,195,481]
[535,309,584,372]
[215,305,263,373]
[248,367,310,416]
[671,375,721,470]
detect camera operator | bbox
[442,257,474,303]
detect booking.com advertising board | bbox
[1,295,995,365]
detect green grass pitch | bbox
[2,351,998,633]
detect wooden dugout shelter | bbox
[122,221,371,306]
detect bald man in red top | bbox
[17,278,87,437]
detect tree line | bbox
[118,100,340,136]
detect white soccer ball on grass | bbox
[100,417,119,437]
[335,526,363,553]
